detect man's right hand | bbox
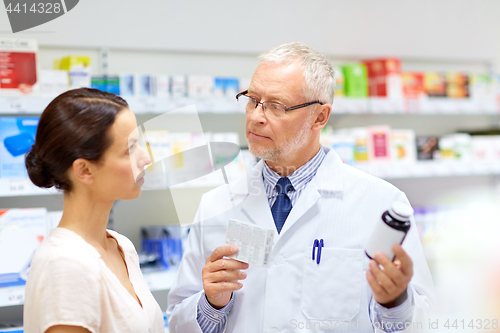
[202,245,249,309]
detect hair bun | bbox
[25,147,55,189]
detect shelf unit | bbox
[1,84,499,327]
[0,269,178,308]
[1,96,499,115]
[1,160,499,198]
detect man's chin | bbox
[248,144,279,162]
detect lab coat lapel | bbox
[239,160,277,233]
[278,147,345,238]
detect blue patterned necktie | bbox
[271,177,293,234]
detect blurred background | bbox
[0,0,499,331]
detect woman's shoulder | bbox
[33,228,102,273]
[106,229,138,255]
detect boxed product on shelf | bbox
[0,117,38,179]
[188,75,213,98]
[0,38,38,96]
[437,133,472,161]
[402,72,426,99]
[351,127,369,162]
[469,74,495,100]
[367,125,392,162]
[91,76,120,95]
[333,67,345,97]
[424,72,446,97]
[416,136,440,160]
[138,74,153,97]
[155,75,170,98]
[143,130,170,189]
[445,72,469,98]
[471,136,496,161]
[224,78,240,97]
[361,58,403,99]
[140,225,186,270]
[330,133,355,165]
[341,64,368,98]
[119,73,136,96]
[170,75,187,98]
[450,133,472,161]
[391,129,416,163]
[210,132,240,170]
[214,77,240,98]
[0,208,47,288]
[437,135,455,160]
[39,70,68,97]
[54,55,91,89]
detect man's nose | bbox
[248,103,267,123]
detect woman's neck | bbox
[58,189,114,250]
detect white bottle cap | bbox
[389,202,414,221]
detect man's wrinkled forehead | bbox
[250,61,306,102]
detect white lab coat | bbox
[167,146,435,333]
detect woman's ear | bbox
[70,158,94,186]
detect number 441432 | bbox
[6,2,62,14]
[443,319,498,330]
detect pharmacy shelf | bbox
[0,177,224,198]
[1,96,499,115]
[0,178,58,197]
[355,161,500,179]
[0,269,178,308]
[0,285,25,308]
[2,161,500,198]
[0,96,243,115]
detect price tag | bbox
[7,287,25,306]
[7,98,27,113]
[9,179,28,195]
[138,98,156,113]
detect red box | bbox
[0,38,38,96]
[402,72,425,98]
[362,58,403,98]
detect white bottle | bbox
[365,202,413,261]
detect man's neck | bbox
[265,143,321,177]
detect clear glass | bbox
[236,90,324,118]
[236,94,287,118]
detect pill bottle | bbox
[365,202,413,261]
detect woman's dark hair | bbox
[25,88,129,192]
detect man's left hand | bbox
[366,244,413,306]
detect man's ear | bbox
[312,103,332,131]
[70,158,94,186]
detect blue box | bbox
[0,117,39,179]
[141,238,183,270]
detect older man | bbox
[167,42,434,333]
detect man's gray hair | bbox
[258,42,336,105]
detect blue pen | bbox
[312,239,319,260]
[317,239,324,264]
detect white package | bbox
[0,208,47,286]
[225,219,274,267]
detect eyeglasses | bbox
[235,90,324,118]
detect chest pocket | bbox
[301,247,364,321]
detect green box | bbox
[341,64,368,98]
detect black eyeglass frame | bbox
[235,90,324,115]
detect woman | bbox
[23,88,164,333]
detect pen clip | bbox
[316,239,324,265]
[312,239,319,261]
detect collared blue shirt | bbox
[262,146,326,208]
